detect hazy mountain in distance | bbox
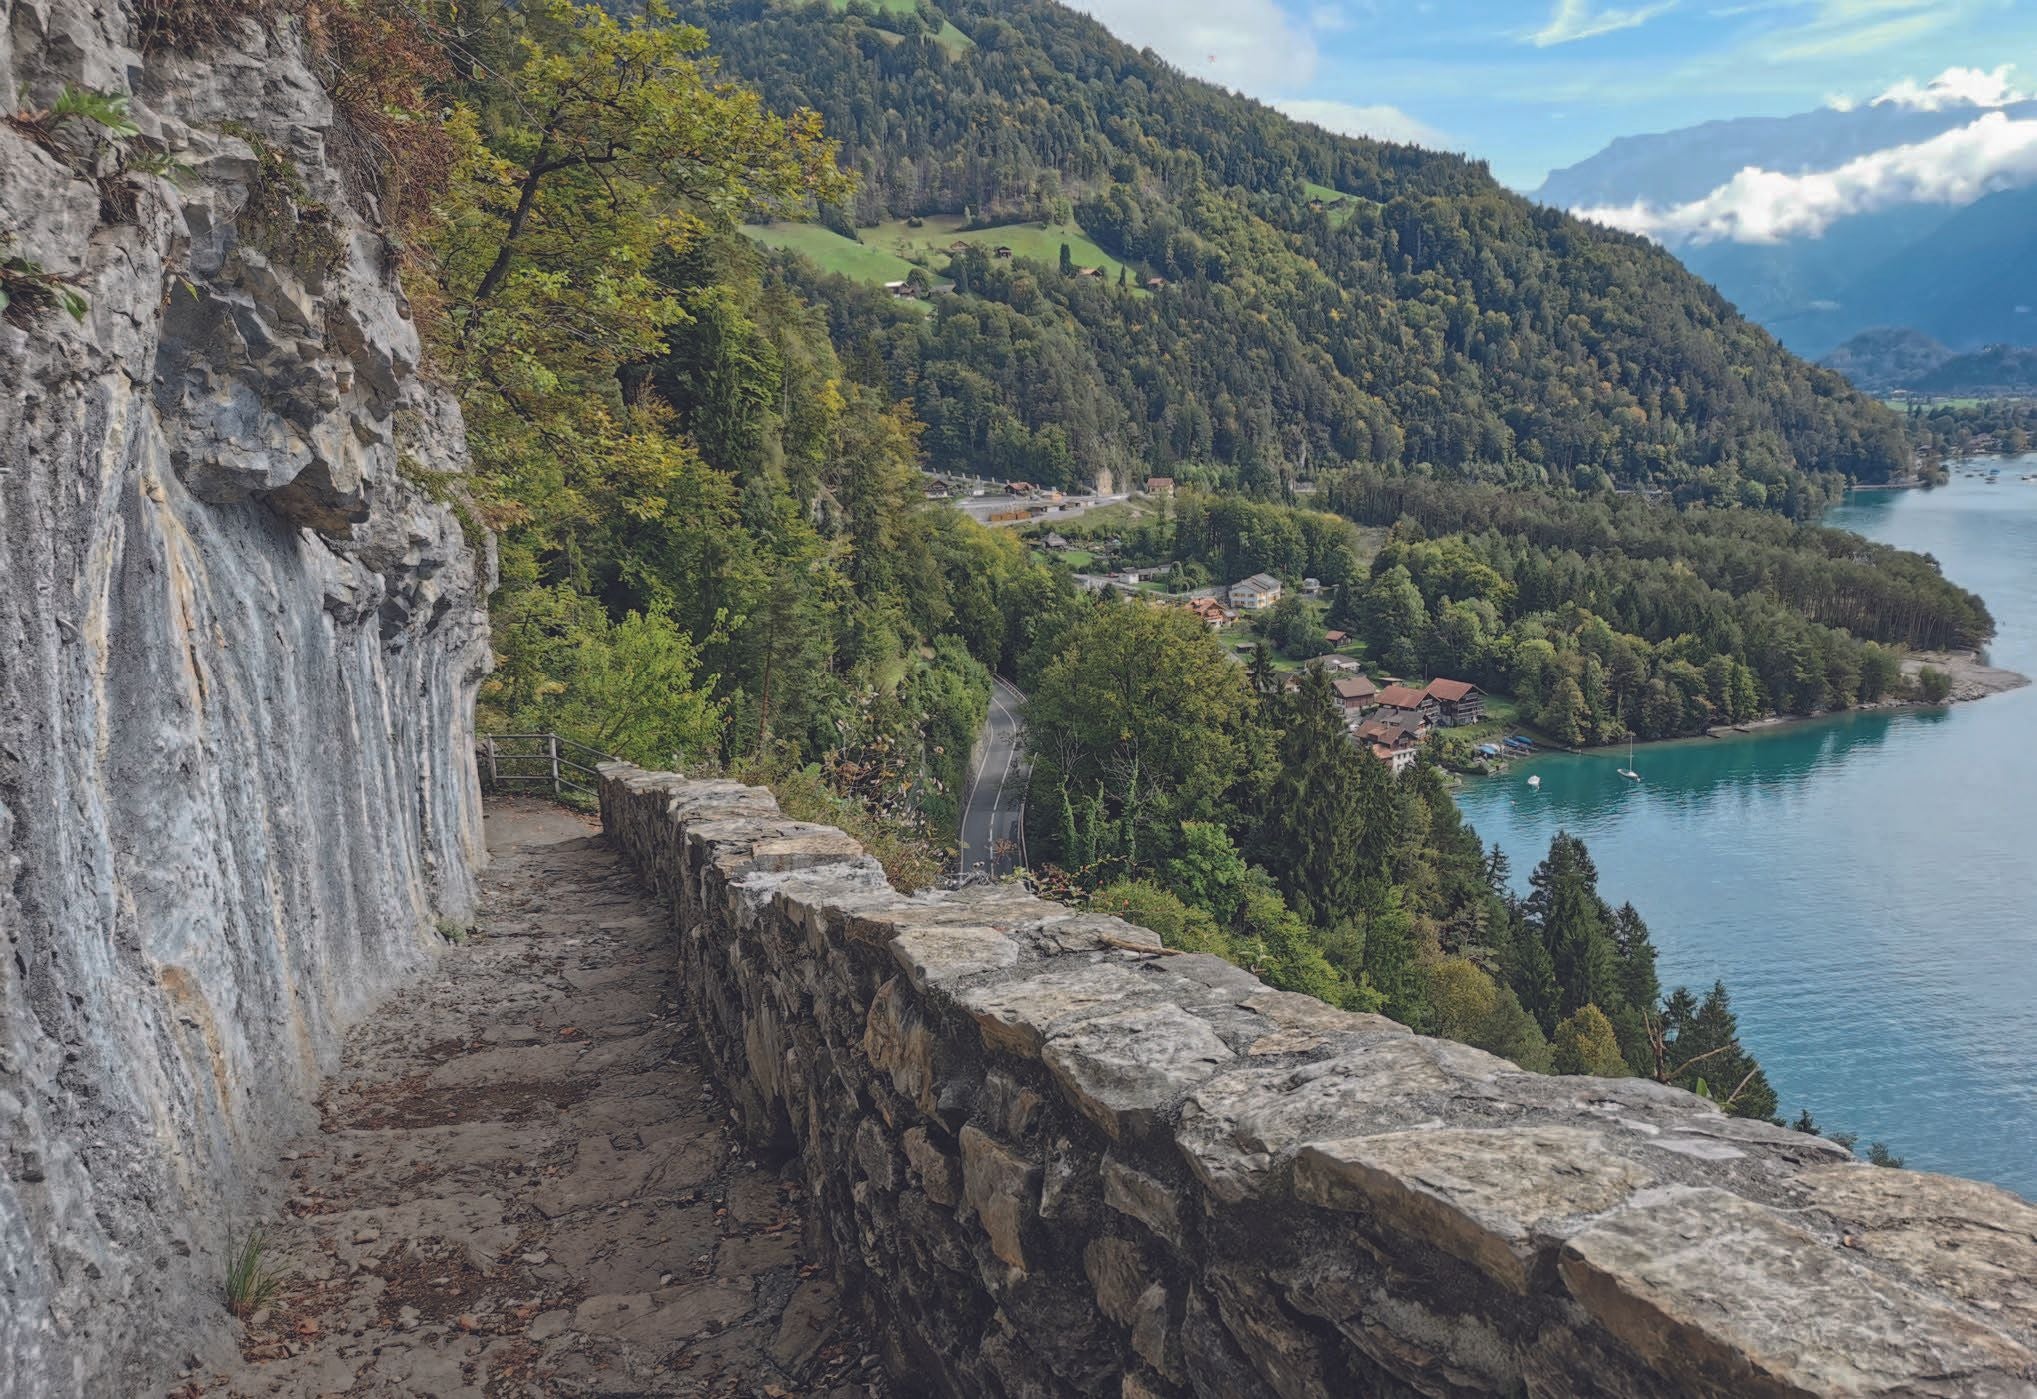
[1535,103,2018,209]
[1823,328,2037,396]
[1539,94,2037,358]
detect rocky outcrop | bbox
[0,3,489,1394]
[601,764,2037,1397]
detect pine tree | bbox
[1059,241,1073,275]
[1525,833,1621,1021]
[1260,668,1397,926]
[1656,981,1779,1123]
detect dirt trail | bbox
[203,800,871,1398]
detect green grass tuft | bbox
[225,1227,282,1319]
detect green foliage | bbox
[225,1227,282,1319]
[1329,472,1994,739]
[1655,982,1780,1123]
[491,587,723,768]
[235,133,345,279]
[1914,666,1953,703]
[684,0,1909,497]
[0,253,88,325]
[1091,879,1229,956]
[1551,1004,1627,1076]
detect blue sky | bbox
[1071,0,2037,189]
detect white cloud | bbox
[1573,110,2037,243]
[1529,0,1677,47]
[1872,65,2031,111]
[1066,0,1319,92]
[1273,99,1451,148]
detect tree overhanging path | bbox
[211,800,876,1398]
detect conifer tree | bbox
[1261,669,1396,926]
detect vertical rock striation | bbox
[0,3,489,1393]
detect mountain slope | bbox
[684,0,1907,504]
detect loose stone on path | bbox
[205,799,875,1398]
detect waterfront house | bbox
[1374,683,1439,730]
[1425,678,1486,727]
[1228,573,1283,611]
[1330,674,1378,718]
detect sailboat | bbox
[1617,736,1641,781]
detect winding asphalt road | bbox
[958,676,1029,880]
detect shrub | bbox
[1913,665,1953,704]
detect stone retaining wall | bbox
[599,764,2037,1397]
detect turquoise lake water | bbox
[1454,463,2037,1197]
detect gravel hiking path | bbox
[196,799,875,1398]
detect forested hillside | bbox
[678,0,1909,509]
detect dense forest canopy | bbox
[676,0,1911,508]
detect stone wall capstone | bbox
[599,764,2037,1398]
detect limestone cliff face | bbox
[0,4,490,1393]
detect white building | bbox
[1227,573,1283,611]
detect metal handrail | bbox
[477,732,618,801]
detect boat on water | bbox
[1526,774,1541,789]
[1617,736,1642,781]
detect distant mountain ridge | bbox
[1822,329,2037,396]
[1536,101,2033,209]
[1540,98,2037,358]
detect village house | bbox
[1228,572,1283,611]
[1355,716,1423,775]
[1144,476,1175,497]
[1373,683,1439,731]
[1183,595,1232,630]
[1319,654,1361,675]
[1329,673,1378,718]
[993,245,1013,259]
[1145,276,1168,290]
[1425,678,1486,727]
[1041,531,1071,550]
[1322,629,1349,647]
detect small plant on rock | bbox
[1,253,88,326]
[224,1226,281,1319]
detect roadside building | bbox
[1144,476,1175,496]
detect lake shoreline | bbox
[1688,649,2030,743]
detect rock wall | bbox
[600,764,2037,1398]
[0,4,489,1394]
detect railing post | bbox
[486,735,497,791]
[548,733,561,797]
